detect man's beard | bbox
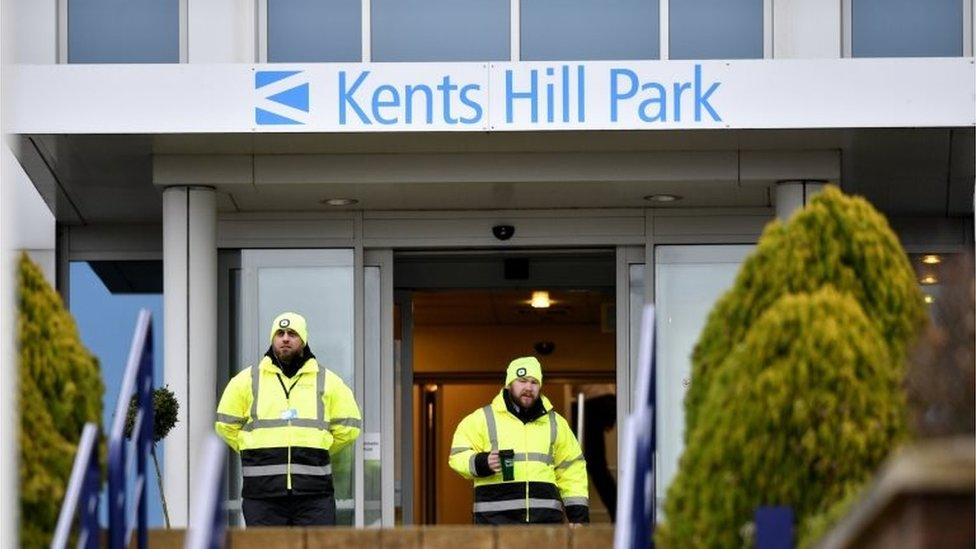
[275,346,301,364]
[510,388,539,409]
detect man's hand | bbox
[487,450,501,472]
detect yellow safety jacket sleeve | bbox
[325,369,362,454]
[448,411,488,480]
[214,368,253,453]
[552,412,589,502]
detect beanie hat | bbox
[270,312,308,346]
[505,356,543,387]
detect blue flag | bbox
[615,305,656,549]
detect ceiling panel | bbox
[17,127,974,224]
[228,180,768,211]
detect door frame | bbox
[364,249,396,526]
[615,245,646,469]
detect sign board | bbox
[7,58,974,133]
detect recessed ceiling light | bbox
[530,291,551,309]
[644,194,682,203]
[321,198,358,206]
[920,275,938,285]
[921,254,942,265]
[924,295,935,304]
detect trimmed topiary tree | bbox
[684,186,928,437]
[657,288,906,547]
[18,253,104,547]
[657,186,927,547]
[125,386,179,527]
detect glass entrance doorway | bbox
[220,247,643,527]
[393,251,622,525]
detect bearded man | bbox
[448,356,590,525]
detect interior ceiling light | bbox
[530,291,552,309]
[920,275,938,285]
[321,198,358,206]
[924,295,935,304]
[644,194,682,203]
[921,254,942,265]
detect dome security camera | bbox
[492,224,515,241]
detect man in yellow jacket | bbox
[215,312,361,526]
[449,357,590,525]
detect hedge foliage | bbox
[18,253,104,547]
[684,186,927,436]
[658,289,904,546]
[657,187,926,548]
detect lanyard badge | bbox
[280,408,298,420]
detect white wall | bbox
[0,140,19,547]
[12,0,56,63]
[773,0,842,59]
[188,0,255,63]
[4,144,55,282]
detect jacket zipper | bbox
[276,370,301,491]
[287,390,292,490]
[524,420,529,522]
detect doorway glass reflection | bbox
[243,249,357,524]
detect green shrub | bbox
[124,386,179,443]
[18,253,104,547]
[797,483,865,549]
[684,187,927,437]
[658,288,906,547]
[658,187,927,548]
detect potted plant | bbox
[125,386,179,528]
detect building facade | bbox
[3,0,974,530]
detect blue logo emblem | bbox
[255,70,309,125]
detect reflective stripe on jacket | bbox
[214,354,361,498]
[448,391,589,524]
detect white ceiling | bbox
[15,127,974,225]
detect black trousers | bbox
[242,494,337,526]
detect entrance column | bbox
[162,186,217,526]
[775,180,826,220]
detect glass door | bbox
[240,249,358,524]
[653,244,753,514]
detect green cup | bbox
[499,449,515,481]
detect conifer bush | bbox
[18,253,104,547]
[657,288,905,547]
[684,186,927,436]
[657,187,927,547]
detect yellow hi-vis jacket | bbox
[215,352,361,499]
[449,390,589,524]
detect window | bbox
[70,261,165,525]
[852,0,963,57]
[68,0,179,63]
[268,0,362,62]
[371,0,509,62]
[654,245,753,510]
[521,0,659,61]
[669,0,763,60]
